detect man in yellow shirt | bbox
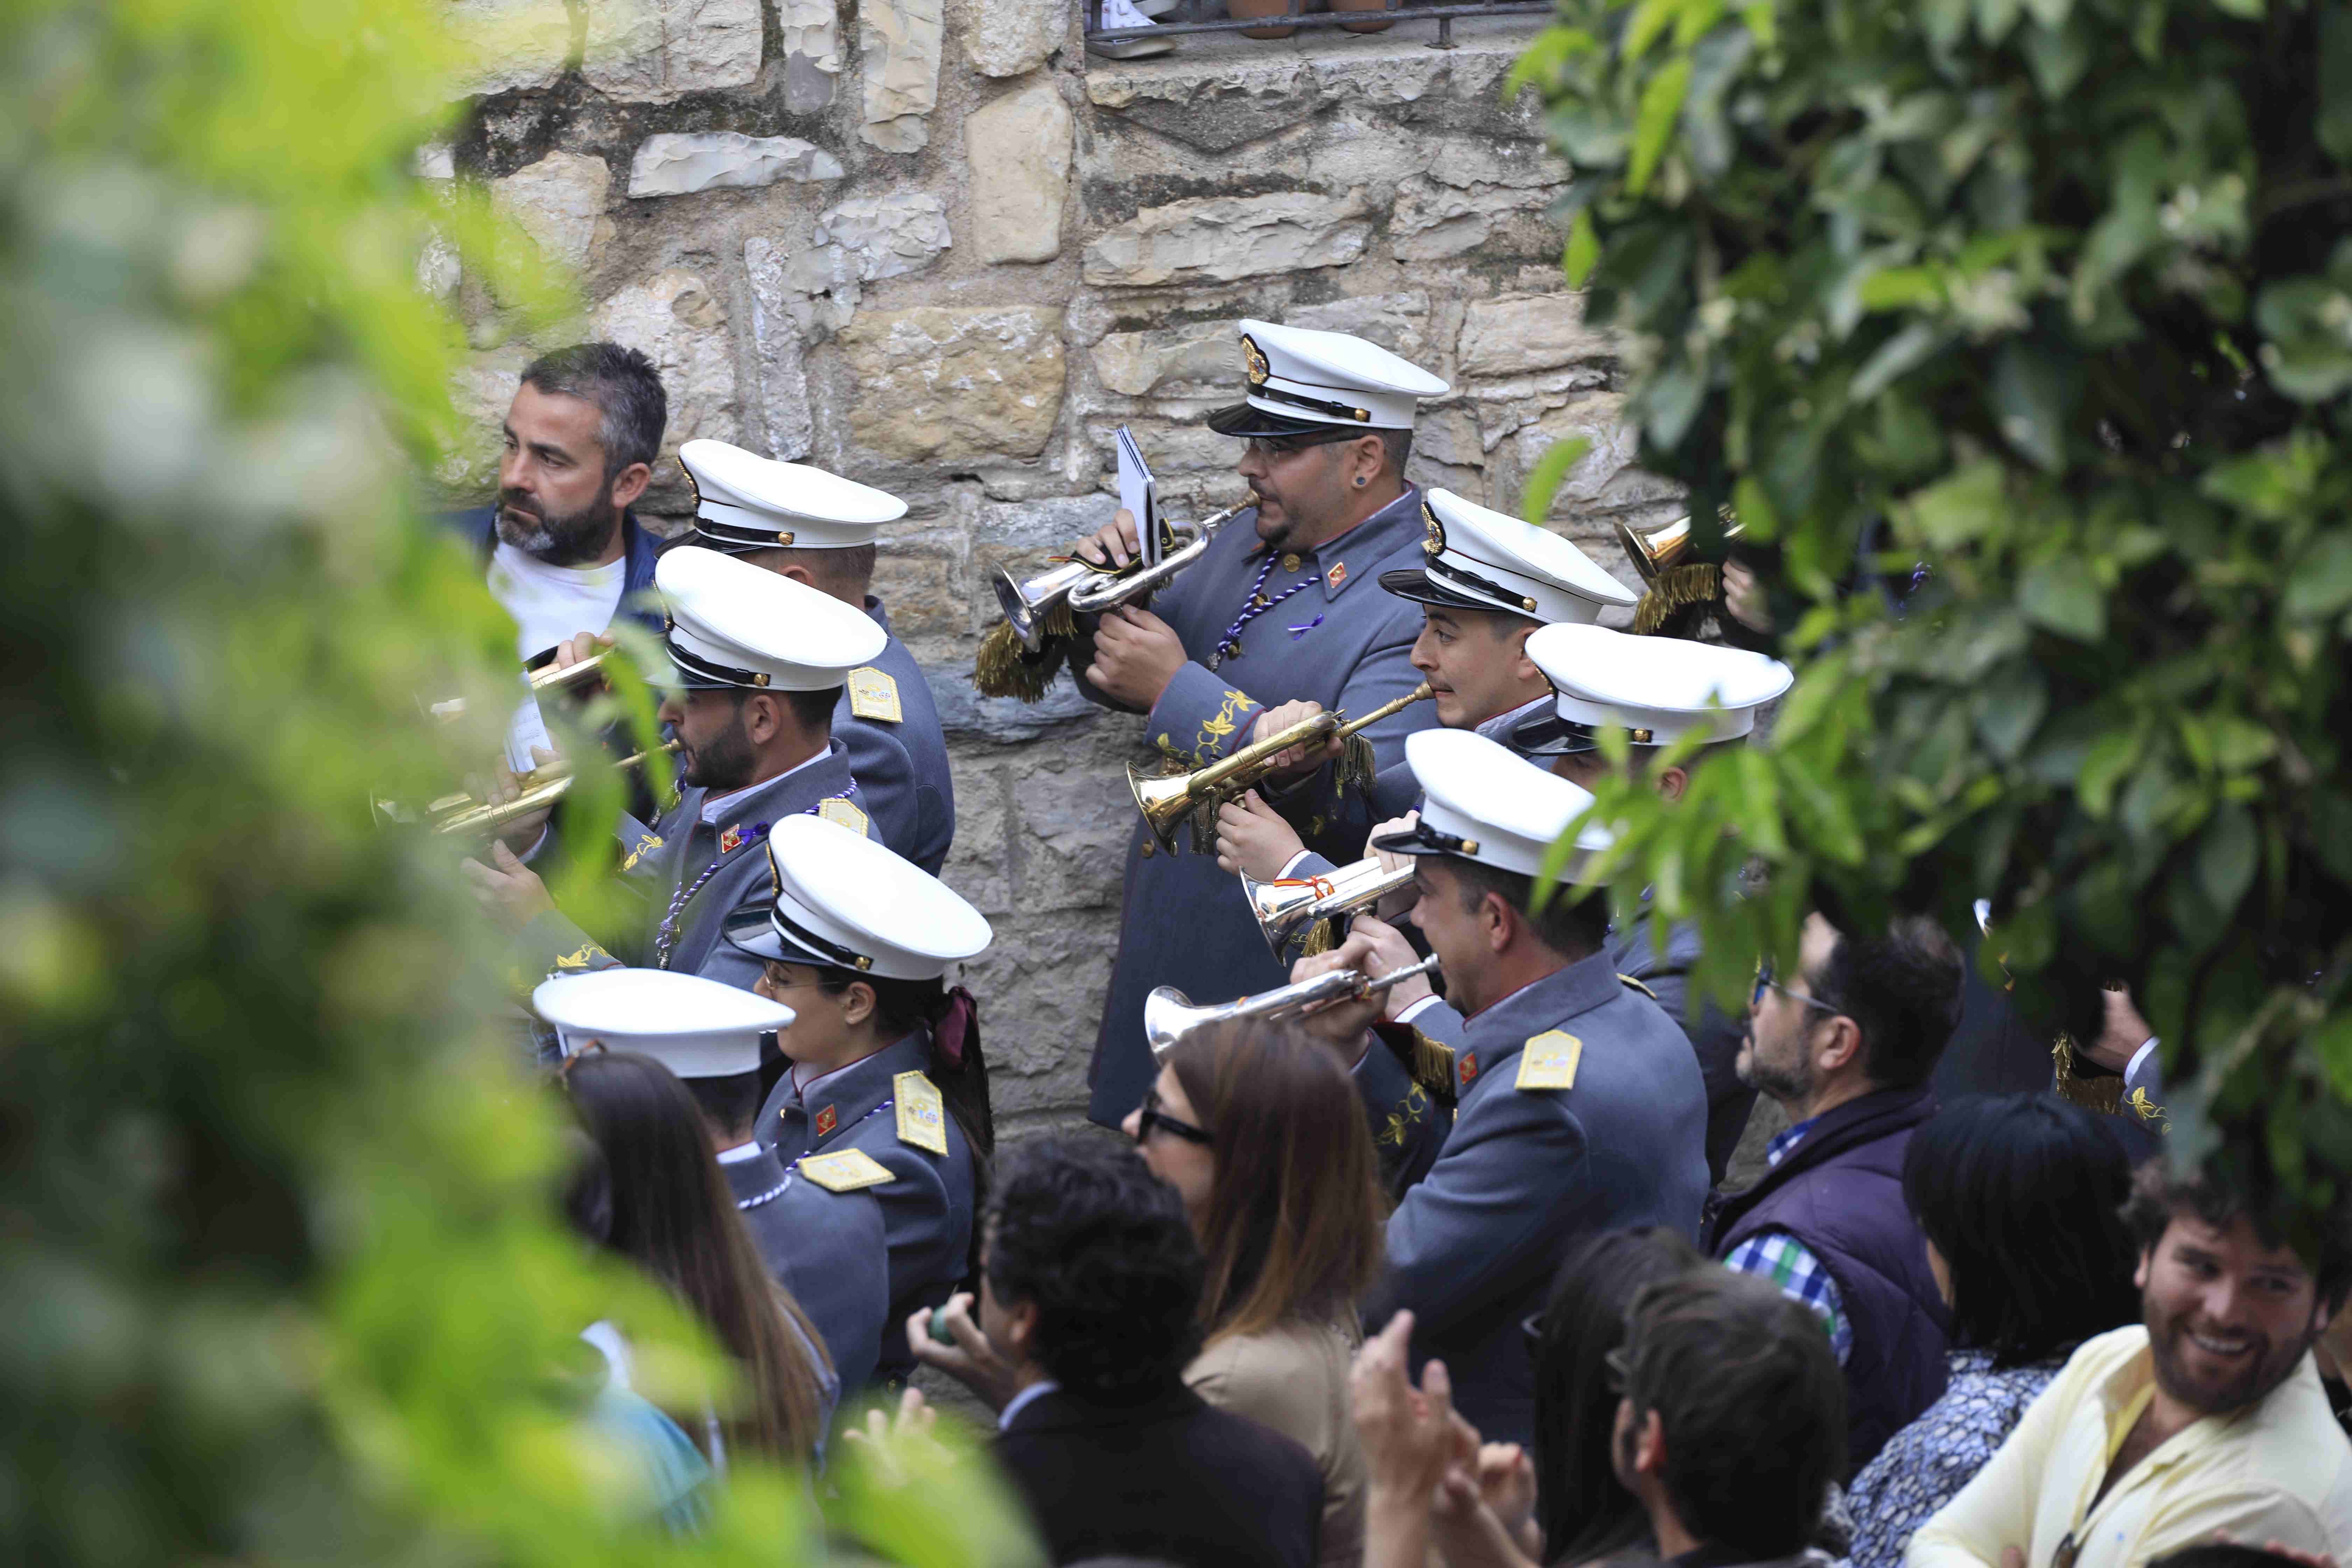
[1908,1163,2352,1568]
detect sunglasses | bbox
[1753,960,1841,1015]
[1134,1085,1214,1147]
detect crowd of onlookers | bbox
[553,959,2352,1568]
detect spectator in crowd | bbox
[912,1134,1324,1568]
[561,1050,839,1466]
[1117,1016,1386,1568]
[1909,1161,2352,1568]
[1710,910,1964,1473]
[1843,1094,2141,1568]
[1355,1268,1845,1568]
[560,1131,714,1535]
[1527,1227,1702,1567]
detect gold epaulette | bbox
[894,1071,948,1155]
[1516,1030,1583,1092]
[847,666,903,723]
[798,1148,894,1192]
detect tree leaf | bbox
[1899,459,2006,550]
[1519,436,1591,524]
[2019,557,2107,642]
[2323,8,2352,161]
[1991,340,2068,470]
[1562,209,1600,288]
[1628,55,1694,197]
[2198,803,2258,915]
[2284,534,2352,619]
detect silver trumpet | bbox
[1242,854,1416,957]
[1144,952,1443,1059]
[990,500,1249,652]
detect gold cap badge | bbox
[1241,334,1270,387]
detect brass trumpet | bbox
[990,500,1249,654]
[1129,682,1433,853]
[413,739,680,837]
[1242,854,1416,957]
[1614,507,1744,585]
[426,650,620,723]
[1144,953,1443,1059]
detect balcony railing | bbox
[1083,0,1554,51]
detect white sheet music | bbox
[1116,425,1158,568]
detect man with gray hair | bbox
[446,343,669,765]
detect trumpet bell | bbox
[991,558,1097,653]
[1242,856,1417,957]
[1144,986,1228,1058]
[1615,509,1744,585]
[1127,762,1204,849]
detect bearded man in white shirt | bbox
[1908,1160,2352,1568]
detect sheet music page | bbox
[1116,426,1158,568]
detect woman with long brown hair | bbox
[1123,1015,1388,1568]
[561,1049,837,1466]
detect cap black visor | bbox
[1379,565,1526,615]
[1371,820,1482,859]
[1206,400,1356,441]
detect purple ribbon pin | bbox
[1287,615,1324,639]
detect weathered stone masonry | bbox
[433,2,1684,1134]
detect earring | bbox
[1354,476,1367,488]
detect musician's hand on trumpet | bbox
[1072,506,1144,570]
[552,629,615,675]
[488,744,561,857]
[460,839,556,931]
[1084,604,1185,710]
[1246,700,1344,782]
[1349,916,1433,1017]
[1288,929,1395,1063]
[1214,790,1307,880]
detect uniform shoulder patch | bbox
[847,666,903,723]
[797,1148,895,1192]
[1617,973,1659,1001]
[893,1070,950,1155]
[818,797,870,835]
[1516,1030,1583,1092]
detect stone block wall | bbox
[433,7,1682,1135]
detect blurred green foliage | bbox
[1517,0,2352,1213]
[0,0,1034,1558]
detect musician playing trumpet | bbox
[1062,320,1449,1132]
[1212,486,1640,889]
[1287,727,1709,1452]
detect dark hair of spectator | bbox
[1532,1227,1701,1566]
[1446,858,1612,958]
[2149,1546,2328,1568]
[2122,1160,2352,1311]
[982,1134,1205,1403]
[560,1050,832,1461]
[1806,912,1963,1091]
[520,342,667,482]
[1161,1017,1385,1342]
[683,1068,764,1144]
[1903,1094,2140,1368]
[1622,1269,1845,1560]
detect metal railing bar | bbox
[1086,1,1552,39]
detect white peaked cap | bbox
[678,439,908,552]
[1521,623,1795,749]
[1384,488,1639,625]
[656,545,887,692]
[724,815,993,982]
[531,968,794,1077]
[1207,318,1449,436]
[1373,728,1616,883]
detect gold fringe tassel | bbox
[972,600,1084,702]
[1298,919,1335,958]
[1632,562,1723,636]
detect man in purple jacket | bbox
[1708,909,1963,1474]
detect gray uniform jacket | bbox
[1075,487,1441,1126]
[836,596,954,875]
[753,1029,976,1381]
[1608,909,1756,1188]
[722,1142,889,1401]
[515,742,867,990]
[1278,697,1553,880]
[1357,950,1710,1446]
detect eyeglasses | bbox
[1134,1086,1213,1147]
[1753,960,1841,1016]
[1602,1345,1631,1393]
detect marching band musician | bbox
[671,441,955,875]
[466,544,884,987]
[1288,728,1708,1447]
[1514,623,1794,1184]
[1211,486,1640,886]
[727,816,994,1386]
[531,967,889,1400]
[1066,320,1448,1130]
